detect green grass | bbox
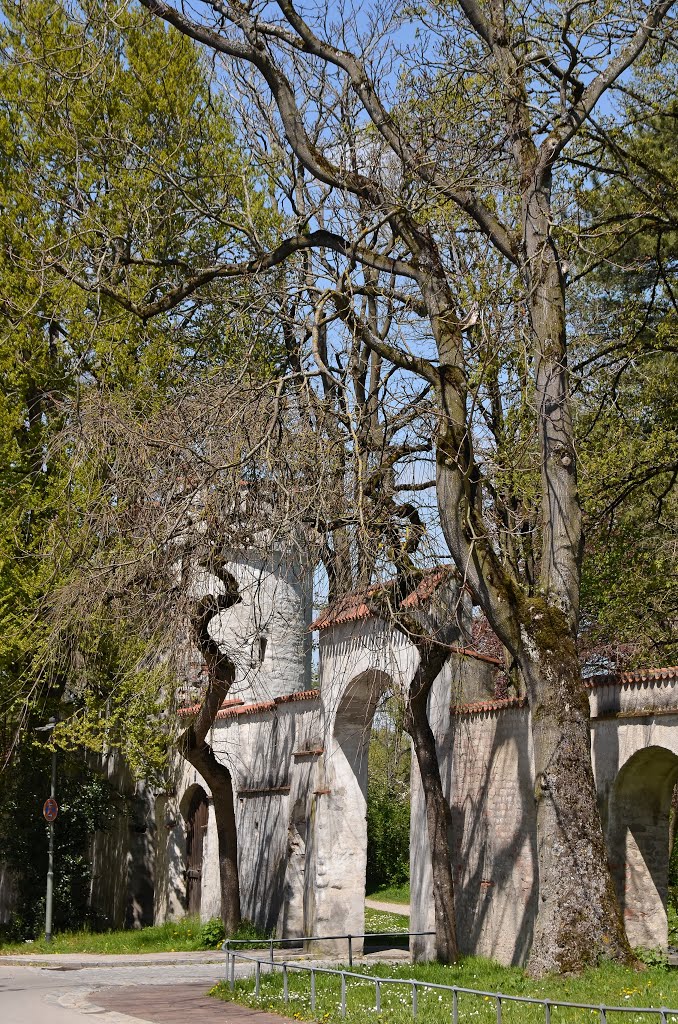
[669,899,678,947]
[212,957,678,1024]
[366,882,410,905]
[364,907,409,935]
[0,917,264,956]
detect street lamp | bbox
[35,717,57,943]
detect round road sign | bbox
[43,797,58,823]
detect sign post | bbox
[37,717,57,944]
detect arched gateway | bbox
[153,566,678,965]
[181,785,210,916]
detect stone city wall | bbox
[412,667,678,963]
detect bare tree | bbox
[90,0,677,972]
[45,376,328,930]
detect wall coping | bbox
[451,667,678,717]
[178,688,320,719]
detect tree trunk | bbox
[404,647,458,963]
[182,736,241,933]
[519,641,631,974]
[517,186,632,973]
[181,572,243,933]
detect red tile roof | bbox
[451,696,527,715]
[451,667,678,715]
[177,689,319,719]
[309,588,383,630]
[176,697,243,716]
[400,567,456,609]
[585,666,678,688]
[310,567,457,629]
[274,689,320,704]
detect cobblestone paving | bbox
[94,983,298,1024]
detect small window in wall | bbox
[258,635,268,664]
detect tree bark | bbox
[179,570,242,932]
[517,178,632,973]
[519,640,630,973]
[181,732,241,933]
[404,645,458,963]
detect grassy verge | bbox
[0,917,263,956]
[364,908,409,935]
[366,882,410,905]
[212,957,678,1024]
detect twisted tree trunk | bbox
[179,573,242,932]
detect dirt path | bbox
[364,898,410,915]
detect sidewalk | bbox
[93,984,299,1024]
[0,950,226,969]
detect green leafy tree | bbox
[0,0,281,931]
[0,743,110,940]
[367,717,411,891]
[572,101,678,665]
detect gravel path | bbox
[364,898,410,915]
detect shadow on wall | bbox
[449,708,537,966]
[237,711,297,935]
[124,787,156,929]
[89,791,136,930]
[606,745,678,950]
[154,792,187,922]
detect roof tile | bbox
[178,688,320,719]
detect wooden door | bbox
[186,788,208,916]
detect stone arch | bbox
[607,745,678,949]
[179,784,210,916]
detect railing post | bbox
[600,1006,607,1024]
[496,995,502,1024]
[255,959,261,998]
[660,1011,668,1024]
[348,933,353,967]
[452,986,458,1024]
[376,980,381,1013]
[341,972,347,1018]
[270,938,274,966]
[229,950,235,992]
[283,963,289,1004]
[311,968,316,1013]
[412,982,418,1017]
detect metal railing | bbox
[224,930,427,969]
[223,933,678,1024]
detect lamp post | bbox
[36,717,57,943]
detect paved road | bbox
[0,955,237,1024]
[0,939,412,1023]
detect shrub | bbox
[200,918,226,948]
[634,946,669,969]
